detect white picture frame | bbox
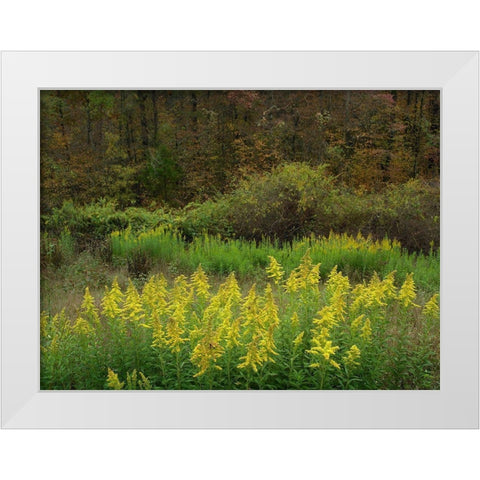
[1,51,478,428]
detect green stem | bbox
[175,351,181,389]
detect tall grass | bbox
[110,228,439,292]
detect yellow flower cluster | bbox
[191,264,211,299]
[106,368,151,390]
[41,249,437,389]
[266,256,284,284]
[397,273,419,308]
[284,249,321,293]
[107,368,124,389]
[237,283,280,372]
[343,345,361,367]
[423,293,440,320]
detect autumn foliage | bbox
[41,90,439,212]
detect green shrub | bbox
[42,199,176,249]
[176,164,439,253]
[223,163,338,241]
[41,165,440,255]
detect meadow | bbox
[41,224,440,390]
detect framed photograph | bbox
[1,51,478,428]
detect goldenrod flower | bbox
[107,368,124,390]
[285,269,301,293]
[191,334,224,377]
[191,264,211,299]
[309,339,339,361]
[398,273,419,307]
[238,334,265,372]
[241,284,260,327]
[351,272,393,312]
[382,271,397,300]
[223,314,242,349]
[224,272,242,305]
[73,316,94,336]
[142,274,168,316]
[290,312,299,328]
[423,294,440,320]
[80,286,100,326]
[361,318,372,340]
[123,281,145,323]
[326,266,350,298]
[237,283,280,372]
[166,300,187,353]
[284,249,320,292]
[102,278,124,321]
[266,255,284,284]
[343,344,361,367]
[329,360,341,370]
[40,311,48,340]
[126,369,138,389]
[138,371,152,390]
[293,331,304,348]
[170,275,193,307]
[313,305,338,330]
[151,316,166,349]
[308,337,341,370]
[351,314,365,332]
[307,262,321,288]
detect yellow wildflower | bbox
[191,264,211,299]
[382,270,397,300]
[290,312,299,328]
[284,249,320,292]
[124,370,152,389]
[151,316,166,349]
[138,371,152,390]
[397,273,419,307]
[223,315,242,349]
[329,360,341,370]
[80,286,100,326]
[307,262,321,287]
[308,337,341,370]
[423,293,440,320]
[123,281,145,323]
[224,272,242,305]
[343,345,361,367]
[191,334,224,377]
[73,316,94,336]
[238,334,265,372]
[293,331,304,348]
[361,318,372,340]
[102,278,124,321]
[40,311,48,339]
[170,275,193,307]
[107,368,124,390]
[241,284,260,327]
[285,269,301,293]
[142,274,168,315]
[326,266,350,299]
[166,301,187,353]
[309,339,339,361]
[266,255,284,284]
[313,305,338,330]
[351,314,365,332]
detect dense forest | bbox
[41,90,439,211]
[40,90,440,390]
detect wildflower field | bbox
[41,239,440,390]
